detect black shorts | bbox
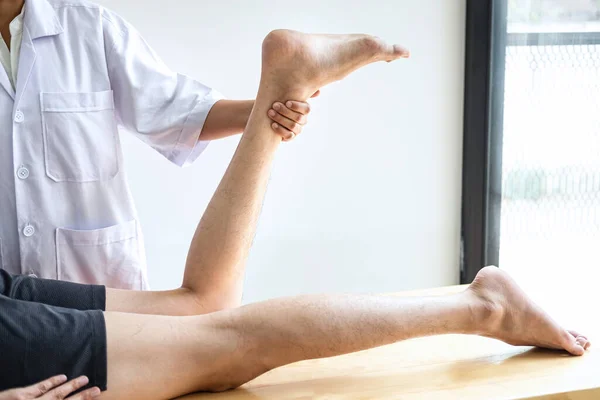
[0,269,107,392]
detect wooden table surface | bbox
[179,285,599,400]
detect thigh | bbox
[100,311,259,399]
[0,294,107,392]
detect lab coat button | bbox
[14,110,24,123]
[23,225,35,237]
[17,166,29,179]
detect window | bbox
[461,0,600,284]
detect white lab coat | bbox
[0,0,223,289]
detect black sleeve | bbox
[0,269,106,311]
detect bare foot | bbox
[467,266,590,356]
[260,29,409,99]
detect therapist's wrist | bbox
[229,99,255,130]
[240,99,255,128]
[199,99,255,141]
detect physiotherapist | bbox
[0,0,312,290]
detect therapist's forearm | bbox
[198,100,254,141]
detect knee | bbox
[204,380,242,393]
[198,314,271,392]
[201,295,243,314]
[204,366,270,393]
[180,287,242,315]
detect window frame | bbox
[460,0,507,284]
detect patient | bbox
[0,30,591,400]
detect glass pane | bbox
[508,0,600,32]
[499,1,600,287]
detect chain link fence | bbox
[499,35,600,268]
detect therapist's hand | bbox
[0,375,100,400]
[268,92,318,142]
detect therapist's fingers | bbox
[283,101,312,117]
[23,375,68,397]
[268,100,312,142]
[272,102,308,125]
[271,123,295,141]
[40,376,97,399]
[268,110,302,135]
[66,387,102,400]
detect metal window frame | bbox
[460,0,507,284]
[507,32,600,46]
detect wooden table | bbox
[180,285,599,400]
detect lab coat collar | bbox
[23,0,64,40]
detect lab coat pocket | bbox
[41,90,119,182]
[56,220,143,290]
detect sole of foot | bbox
[260,29,410,100]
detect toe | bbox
[392,44,410,58]
[562,331,586,356]
[568,330,591,350]
[568,330,587,341]
[576,336,590,350]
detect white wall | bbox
[95,0,466,302]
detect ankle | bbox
[260,30,324,98]
[462,289,505,336]
[258,84,314,105]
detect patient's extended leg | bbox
[100,266,589,399]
